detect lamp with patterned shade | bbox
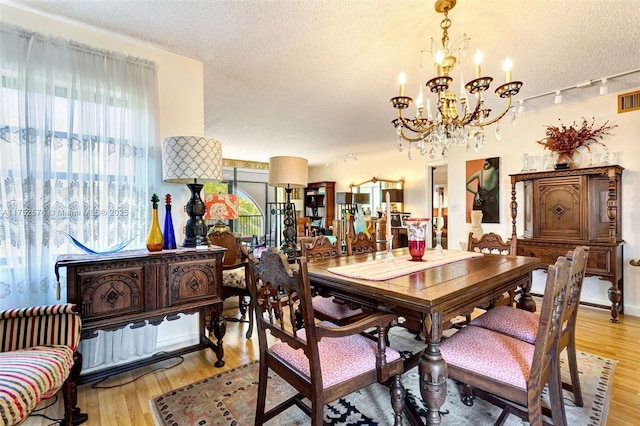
[205,193,239,233]
[162,136,223,247]
[268,156,308,255]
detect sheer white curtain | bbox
[0,22,157,307]
[0,23,159,367]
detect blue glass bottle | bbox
[163,194,177,250]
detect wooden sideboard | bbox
[56,247,226,384]
[510,165,624,322]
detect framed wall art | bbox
[465,157,500,223]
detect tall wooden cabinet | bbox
[509,165,624,322]
[304,181,335,234]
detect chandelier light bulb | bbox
[435,50,445,76]
[473,49,483,78]
[398,71,406,96]
[503,56,513,83]
[416,86,424,110]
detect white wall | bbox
[310,89,640,317]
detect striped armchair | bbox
[0,304,87,425]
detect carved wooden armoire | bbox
[510,165,624,322]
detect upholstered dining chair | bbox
[439,252,574,426]
[302,236,367,326]
[208,230,253,339]
[0,303,87,426]
[470,245,590,407]
[247,248,406,425]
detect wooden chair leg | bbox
[64,351,88,425]
[245,297,254,339]
[390,375,405,426]
[311,400,324,425]
[238,295,247,316]
[548,354,567,426]
[461,383,475,406]
[255,360,268,425]
[566,337,583,406]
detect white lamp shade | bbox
[162,136,223,183]
[268,156,308,188]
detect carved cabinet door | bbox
[78,263,144,320]
[536,175,586,240]
[166,258,218,306]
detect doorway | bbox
[428,164,448,249]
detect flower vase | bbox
[146,193,164,252]
[468,211,484,240]
[163,194,177,250]
[405,218,430,261]
[555,151,581,169]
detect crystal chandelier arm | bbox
[467,95,513,128]
[393,105,434,137]
[395,118,435,143]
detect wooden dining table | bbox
[305,247,541,425]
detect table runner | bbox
[328,250,483,281]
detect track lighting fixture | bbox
[554,90,562,104]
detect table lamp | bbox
[206,193,239,233]
[162,136,223,247]
[268,156,308,253]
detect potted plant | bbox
[536,117,617,169]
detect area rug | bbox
[150,342,616,426]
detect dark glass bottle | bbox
[163,194,177,250]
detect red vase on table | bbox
[405,218,430,261]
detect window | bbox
[0,23,158,309]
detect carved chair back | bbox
[467,232,517,255]
[465,232,517,312]
[208,231,247,267]
[301,235,367,325]
[302,235,340,261]
[346,216,376,256]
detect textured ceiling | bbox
[4,0,640,165]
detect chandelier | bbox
[390,0,523,159]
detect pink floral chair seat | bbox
[440,325,534,389]
[311,296,364,322]
[469,305,539,344]
[270,321,400,388]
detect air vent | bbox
[618,90,640,113]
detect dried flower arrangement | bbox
[536,117,618,154]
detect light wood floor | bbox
[24,304,640,426]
